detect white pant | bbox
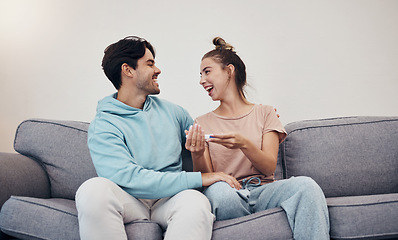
[75,177,215,240]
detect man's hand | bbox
[201,172,241,190]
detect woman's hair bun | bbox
[213,37,235,52]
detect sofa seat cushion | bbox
[0,196,163,240]
[212,207,293,240]
[327,193,398,240]
[0,197,80,240]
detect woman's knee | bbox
[204,181,237,202]
[290,176,325,199]
[203,181,248,220]
[294,176,321,189]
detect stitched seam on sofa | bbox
[287,116,395,127]
[327,199,398,208]
[330,231,398,240]
[300,116,356,122]
[12,197,77,217]
[21,119,89,133]
[13,119,88,149]
[287,118,398,136]
[212,209,285,231]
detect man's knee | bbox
[76,177,112,197]
[168,189,215,224]
[75,177,117,213]
[175,189,211,212]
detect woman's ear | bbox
[121,63,134,78]
[227,64,235,78]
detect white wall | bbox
[1,0,397,153]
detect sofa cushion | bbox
[0,197,80,240]
[0,196,163,240]
[0,153,50,208]
[13,119,98,199]
[212,208,293,240]
[280,116,398,197]
[327,193,398,240]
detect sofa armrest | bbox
[0,152,51,208]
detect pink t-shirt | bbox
[195,104,287,184]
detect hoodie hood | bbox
[96,93,153,116]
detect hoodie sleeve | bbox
[178,106,195,172]
[87,118,202,199]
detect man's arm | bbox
[88,123,202,199]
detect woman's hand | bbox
[185,124,206,155]
[209,131,280,177]
[207,133,248,149]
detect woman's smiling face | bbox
[200,57,231,101]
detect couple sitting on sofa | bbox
[75,36,330,240]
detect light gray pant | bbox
[75,177,215,240]
[204,176,330,240]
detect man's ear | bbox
[121,63,134,78]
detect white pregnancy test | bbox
[205,134,214,140]
[186,134,214,140]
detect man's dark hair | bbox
[101,36,155,89]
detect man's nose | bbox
[155,66,161,75]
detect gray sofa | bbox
[0,116,397,240]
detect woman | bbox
[185,37,330,240]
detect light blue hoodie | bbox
[88,93,202,199]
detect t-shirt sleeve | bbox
[262,105,287,143]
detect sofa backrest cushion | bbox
[280,116,398,198]
[14,119,98,200]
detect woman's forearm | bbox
[240,132,279,177]
[241,143,277,177]
[192,148,214,173]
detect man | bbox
[75,36,240,240]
